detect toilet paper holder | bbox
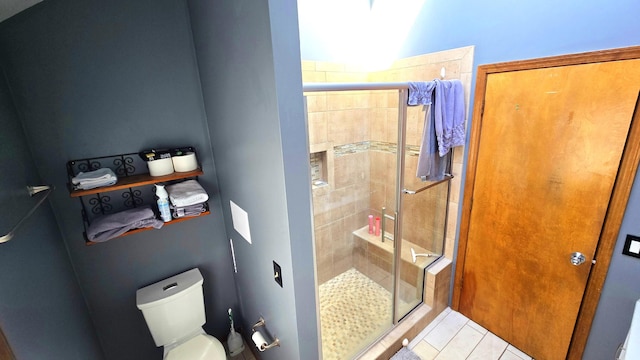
[252,317,280,351]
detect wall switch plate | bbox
[622,234,640,259]
[273,261,283,288]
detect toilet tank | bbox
[136,268,206,347]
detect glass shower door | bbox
[392,94,450,322]
[395,176,450,321]
[305,84,452,358]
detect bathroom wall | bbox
[0,68,103,359]
[0,1,237,359]
[187,0,319,359]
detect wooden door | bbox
[454,48,640,360]
[0,325,15,360]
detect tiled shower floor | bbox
[319,268,394,360]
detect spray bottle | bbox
[154,184,172,222]
[227,308,245,356]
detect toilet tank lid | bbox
[136,268,203,309]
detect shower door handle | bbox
[380,207,395,242]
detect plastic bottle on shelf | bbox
[154,184,172,222]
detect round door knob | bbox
[570,252,586,266]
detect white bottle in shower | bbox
[155,184,172,222]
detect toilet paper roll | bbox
[252,331,268,352]
[147,157,174,177]
[171,152,198,172]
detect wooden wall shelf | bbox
[85,210,210,245]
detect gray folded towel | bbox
[86,206,163,242]
[166,180,209,207]
[170,202,206,218]
[72,168,118,190]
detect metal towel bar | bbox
[0,185,53,244]
[402,174,453,195]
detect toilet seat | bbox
[165,334,226,360]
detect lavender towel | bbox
[86,206,163,242]
[434,79,465,156]
[409,80,465,181]
[416,104,448,181]
[408,81,436,106]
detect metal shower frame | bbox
[303,81,453,325]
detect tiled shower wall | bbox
[304,46,474,284]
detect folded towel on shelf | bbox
[170,202,207,218]
[72,168,118,190]
[166,179,209,207]
[86,206,163,242]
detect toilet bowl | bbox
[164,332,225,360]
[136,268,227,359]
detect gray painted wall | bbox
[187,0,318,358]
[0,0,238,359]
[0,68,103,359]
[298,0,640,358]
[584,165,640,358]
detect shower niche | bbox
[309,142,333,190]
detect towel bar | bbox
[1,185,54,244]
[402,174,453,195]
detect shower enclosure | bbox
[304,82,452,359]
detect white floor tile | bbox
[506,344,532,360]
[424,311,469,350]
[409,308,453,348]
[499,350,526,360]
[433,325,483,360]
[412,340,440,360]
[466,320,488,335]
[411,309,537,360]
[467,332,508,360]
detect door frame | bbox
[452,45,640,360]
[0,325,15,360]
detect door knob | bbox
[570,252,586,266]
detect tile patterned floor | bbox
[319,268,394,360]
[408,308,534,360]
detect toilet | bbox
[136,268,227,359]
